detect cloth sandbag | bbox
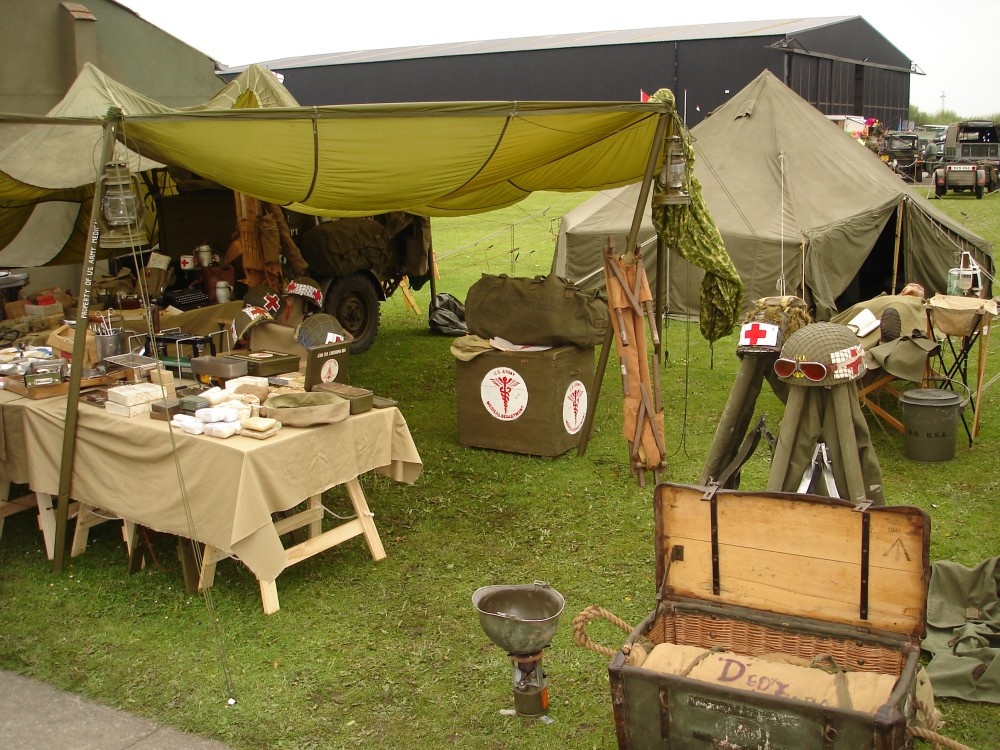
[464,273,607,348]
[640,643,898,714]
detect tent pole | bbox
[656,232,666,365]
[577,112,670,457]
[891,199,904,294]
[52,107,121,572]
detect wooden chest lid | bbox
[655,483,930,639]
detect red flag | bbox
[640,89,650,102]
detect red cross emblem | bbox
[743,323,768,345]
[262,293,281,312]
[844,346,865,378]
[739,321,778,348]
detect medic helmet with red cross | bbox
[284,276,324,310]
[736,295,811,356]
[230,305,273,346]
[243,285,284,316]
[774,322,867,387]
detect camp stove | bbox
[472,582,565,723]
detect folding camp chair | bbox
[925,294,998,443]
[831,295,937,434]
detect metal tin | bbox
[313,382,373,414]
[224,350,301,377]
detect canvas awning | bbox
[0,64,303,266]
[0,63,672,266]
[115,101,668,217]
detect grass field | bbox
[0,188,998,749]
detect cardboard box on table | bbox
[455,345,593,457]
[46,323,99,369]
[602,482,931,749]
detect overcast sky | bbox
[115,0,999,117]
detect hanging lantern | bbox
[652,135,691,207]
[99,161,148,249]
[958,268,976,294]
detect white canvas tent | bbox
[0,63,301,268]
[553,70,993,322]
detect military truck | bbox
[932,120,1000,199]
[292,212,433,353]
[877,131,923,182]
[155,184,432,355]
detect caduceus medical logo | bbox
[481,367,528,421]
[562,380,588,435]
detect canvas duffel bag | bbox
[464,273,607,348]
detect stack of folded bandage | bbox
[105,383,164,417]
[169,386,280,439]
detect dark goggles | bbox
[774,358,829,382]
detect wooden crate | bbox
[607,483,929,749]
[455,345,593,457]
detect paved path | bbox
[0,671,233,750]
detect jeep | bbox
[933,120,1000,198]
[877,131,923,182]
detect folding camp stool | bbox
[925,294,998,444]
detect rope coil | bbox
[571,604,633,657]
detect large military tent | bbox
[553,70,993,322]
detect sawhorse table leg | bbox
[199,478,387,615]
[70,503,136,558]
[34,492,80,561]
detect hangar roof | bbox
[225,16,857,72]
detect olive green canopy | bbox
[0,63,670,267]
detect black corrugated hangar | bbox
[223,15,915,128]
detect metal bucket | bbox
[94,329,124,365]
[899,385,968,462]
[472,582,564,655]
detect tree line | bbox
[909,103,1000,126]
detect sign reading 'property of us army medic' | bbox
[481,367,528,421]
[562,380,588,435]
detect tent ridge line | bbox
[436,115,514,202]
[104,101,670,124]
[296,107,321,205]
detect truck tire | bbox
[325,274,381,354]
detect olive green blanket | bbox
[923,556,1000,703]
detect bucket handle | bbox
[923,376,972,409]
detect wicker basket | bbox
[647,604,906,676]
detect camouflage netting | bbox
[649,89,743,344]
[297,218,391,279]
